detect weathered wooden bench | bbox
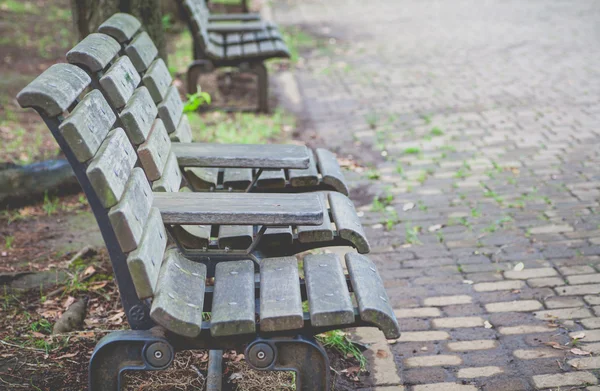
[207,0,250,14]
[18,62,400,390]
[68,13,350,197]
[176,0,289,112]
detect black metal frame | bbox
[89,328,329,391]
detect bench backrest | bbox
[17,64,169,329]
[179,0,223,56]
[66,13,194,144]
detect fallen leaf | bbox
[420,346,428,351]
[570,348,592,356]
[88,281,108,290]
[484,321,493,329]
[571,332,586,340]
[83,266,96,278]
[62,296,75,310]
[107,311,125,322]
[376,349,388,359]
[31,332,45,338]
[229,373,243,381]
[463,280,474,285]
[545,341,569,350]
[402,202,415,211]
[513,262,525,271]
[387,339,397,345]
[428,224,443,232]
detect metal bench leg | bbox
[252,62,269,113]
[206,350,224,391]
[187,60,214,95]
[88,330,174,391]
[245,336,330,391]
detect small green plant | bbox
[471,207,481,218]
[405,224,422,245]
[371,190,394,212]
[403,147,421,155]
[365,169,380,180]
[78,194,88,206]
[161,14,174,31]
[365,112,379,129]
[30,319,52,334]
[422,114,432,124]
[436,231,444,243]
[455,167,469,179]
[430,127,444,136]
[384,209,399,231]
[417,200,428,211]
[396,163,404,175]
[317,330,367,370]
[42,192,59,216]
[183,91,212,113]
[4,236,14,249]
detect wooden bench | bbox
[68,13,351,197]
[18,62,400,390]
[176,0,289,112]
[207,0,250,14]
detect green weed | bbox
[430,127,444,136]
[405,224,422,245]
[403,147,421,155]
[317,330,367,370]
[42,192,59,216]
[365,112,379,129]
[4,236,14,249]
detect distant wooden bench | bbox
[176,0,289,112]
[207,0,250,14]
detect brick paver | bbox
[273,0,600,389]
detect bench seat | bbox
[148,250,400,340]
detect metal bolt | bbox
[257,351,266,360]
[154,350,163,359]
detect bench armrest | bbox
[171,143,311,169]
[153,192,324,226]
[207,22,267,33]
[208,13,261,22]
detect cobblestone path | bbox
[273,0,600,389]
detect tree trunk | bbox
[70,0,167,62]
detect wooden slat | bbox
[184,167,219,190]
[125,31,158,72]
[138,119,171,181]
[256,169,285,188]
[99,56,141,109]
[58,90,116,163]
[153,192,324,226]
[288,149,319,187]
[297,193,334,243]
[226,44,243,59]
[209,32,224,45]
[304,253,354,327]
[157,85,184,134]
[86,128,137,208]
[150,249,206,338]
[172,143,310,169]
[274,40,289,55]
[171,224,211,249]
[127,207,167,299]
[108,167,153,252]
[329,192,370,253]
[152,152,182,192]
[169,114,193,143]
[258,40,275,53]
[211,260,255,336]
[66,33,121,72]
[17,63,91,117]
[315,148,349,195]
[218,225,253,249]
[226,33,241,44]
[119,86,158,145]
[260,257,303,332]
[169,187,211,249]
[262,226,293,247]
[98,13,142,43]
[243,40,259,56]
[346,253,401,339]
[143,58,172,103]
[223,168,252,190]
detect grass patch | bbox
[281,27,318,64]
[317,330,367,370]
[430,127,444,136]
[187,109,294,144]
[403,147,421,155]
[0,0,39,14]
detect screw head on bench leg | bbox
[145,341,173,369]
[247,342,275,369]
